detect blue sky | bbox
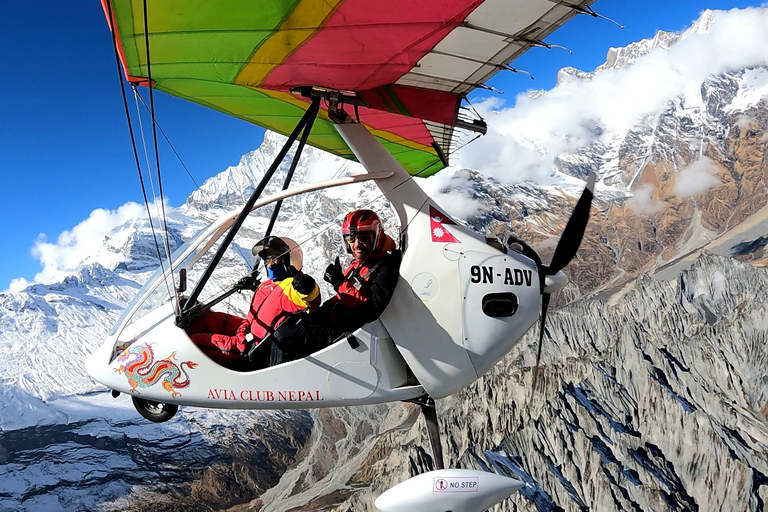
[0,0,763,291]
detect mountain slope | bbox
[247,10,768,511]
[0,131,393,510]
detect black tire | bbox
[132,396,179,423]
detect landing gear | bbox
[132,396,179,423]
[408,394,444,470]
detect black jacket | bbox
[329,250,401,332]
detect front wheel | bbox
[132,396,179,423]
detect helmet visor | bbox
[250,236,303,270]
[343,230,377,247]
[251,237,287,259]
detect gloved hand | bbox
[324,256,344,289]
[234,272,261,292]
[292,271,316,294]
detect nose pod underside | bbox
[375,469,525,512]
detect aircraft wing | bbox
[104,0,595,176]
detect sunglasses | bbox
[344,232,376,244]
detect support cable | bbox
[134,91,201,190]
[105,0,171,304]
[180,99,321,324]
[133,89,251,271]
[131,88,159,208]
[142,0,180,315]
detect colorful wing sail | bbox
[103,0,594,176]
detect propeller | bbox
[530,172,596,393]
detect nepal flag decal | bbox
[429,206,459,243]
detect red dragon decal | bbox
[114,344,197,398]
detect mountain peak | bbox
[561,8,719,80]
[688,9,716,35]
[181,132,309,214]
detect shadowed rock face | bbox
[0,411,313,512]
[459,253,768,512]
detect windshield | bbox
[108,223,224,337]
[109,177,401,340]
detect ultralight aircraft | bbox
[85,1,612,509]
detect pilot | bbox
[270,209,400,365]
[185,236,320,367]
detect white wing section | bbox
[397,0,596,94]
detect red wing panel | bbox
[103,0,596,174]
[359,85,461,127]
[261,0,484,92]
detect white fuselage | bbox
[86,123,542,409]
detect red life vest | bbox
[247,277,320,340]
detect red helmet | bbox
[342,209,384,253]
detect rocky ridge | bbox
[329,253,768,511]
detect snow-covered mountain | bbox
[2,7,768,511]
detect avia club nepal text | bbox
[207,388,325,402]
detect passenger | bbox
[270,210,400,365]
[186,236,320,367]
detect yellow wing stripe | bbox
[235,0,345,87]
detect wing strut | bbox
[177,98,321,327]
[264,103,317,237]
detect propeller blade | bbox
[547,171,596,275]
[531,292,551,393]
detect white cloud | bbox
[302,151,363,183]
[8,277,30,293]
[452,8,768,187]
[673,156,722,197]
[735,115,754,130]
[626,184,665,215]
[29,202,157,285]
[422,170,489,220]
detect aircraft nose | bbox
[85,340,115,383]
